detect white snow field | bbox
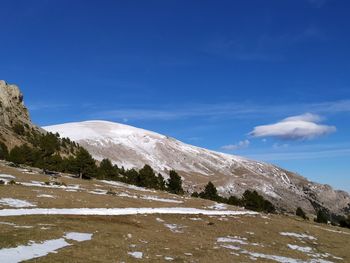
[0,207,258,217]
[0,232,93,263]
[0,198,36,208]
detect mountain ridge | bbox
[44,120,350,216]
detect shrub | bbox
[0,142,9,160]
[314,210,329,224]
[339,215,350,229]
[191,191,199,198]
[242,190,276,213]
[13,123,25,135]
[9,180,17,185]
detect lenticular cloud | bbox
[249,113,336,140]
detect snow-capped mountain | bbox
[44,120,350,215]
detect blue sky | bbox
[1,0,349,191]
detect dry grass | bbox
[0,162,349,262]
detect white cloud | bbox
[221,140,250,151]
[249,113,336,140]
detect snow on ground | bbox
[280,232,317,241]
[141,196,183,204]
[88,189,108,195]
[207,203,228,210]
[0,232,92,263]
[64,232,93,242]
[217,236,335,263]
[0,174,15,179]
[287,244,313,253]
[128,251,143,259]
[0,198,36,208]
[37,194,55,198]
[217,236,248,245]
[164,223,186,233]
[21,181,81,191]
[117,192,183,203]
[100,180,154,192]
[0,207,258,217]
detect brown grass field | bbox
[0,161,349,262]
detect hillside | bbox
[1,161,349,262]
[44,121,350,216]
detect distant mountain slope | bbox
[44,120,350,215]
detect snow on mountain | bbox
[44,120,350,215]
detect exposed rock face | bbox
[44,120,350,216]
[0,80,41,149]
[0,80,31,128]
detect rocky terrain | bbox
[44,121,350,216]
[0,80,40,149]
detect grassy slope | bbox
[0,161,349,263]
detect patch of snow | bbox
[0,207,259,217]
[0,221,16,226]
[88,189,107,195]
[217,236,248,245]
[221,244,241,251]
[0,174,15,179]
[128,251,143,259]
[64,232,93,242]
[37,194,55,198]
[21,181,81,191]
[207,203,228,210]
[0,198,36,208]
[164,256,174,261]
[287,244,313,253]
[280,232,317,241]
[0,232,92,263]
[141,196,183,204]
[164,223,186,233]
[189,217,203,221]
[100,180,153,192]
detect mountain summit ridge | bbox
[44,120,350,215]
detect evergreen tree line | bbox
[191,181,276,214]
[1,132,349,226]
[0,133,184,195]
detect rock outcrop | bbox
[0,80,31,128]
[0,80,40,149]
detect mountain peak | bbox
[44,120,350,215]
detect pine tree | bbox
[138,164,158,188]
[98,158,116,179]
[74,148,97,179]
[227,195,242,206]
[166,170,184,195]
[199,181,220,201]
[157,173,166,190]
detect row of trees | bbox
[0,135,185,194]
[2,132,349,223]
[192,181,276,213]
